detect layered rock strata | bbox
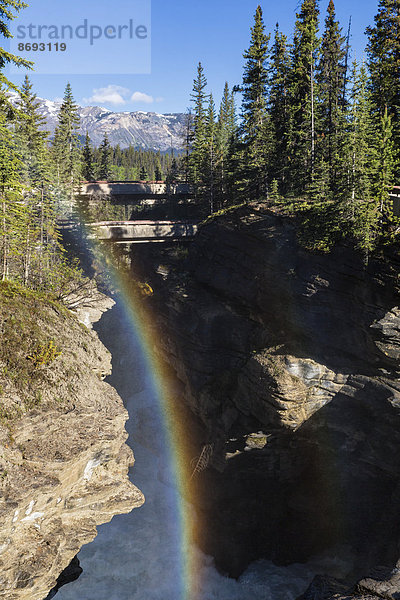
[0,291,143,599]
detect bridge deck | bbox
[87,220,198,243]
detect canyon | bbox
[0,201,399,599]
[133,202,400,596]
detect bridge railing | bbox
[77,182,192,197]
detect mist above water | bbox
[56,301,349,600]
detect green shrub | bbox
[27,340,61,368]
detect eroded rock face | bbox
[144,205,400,578]
[0,294,144,599]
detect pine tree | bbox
[113,144,122,166]
[98,133,112,180]
[340,60,379,256]
[139,165,148,180]
[14,77,56,285]
[15,75,49,185]
[204,93,217,213]
[239,5,270,199]
[82,132,95,181]
[0,104,24,280]
[52,83,81,191]
[0,96,46,286]
[366,0,400,176]
[288,0,320,196]
[190,62,208,192]
[217,83,236,155]
[154,162,163,181]
[170,158,179,181]
[0,1,33,90]
[375,107,397,222]
[316,0,347,196]
[268,24,291,193]
[216,82,236,206]
[182,109,193,184]
[270,178,280,202]
[346,61,376,203]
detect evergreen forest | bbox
[0,0,398,296]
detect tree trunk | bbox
[24,224,31,286]
[311,48,315,183]
[2,193,7,282]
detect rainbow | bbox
[71,214,201,599]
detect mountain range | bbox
[9,92,186,152]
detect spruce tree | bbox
[165,158,179,185]
[239,5,270,199]
[217,83,236,156]
[154,162,162,181]
[288,0,320,196]
[346,61,376,203]
[216,82,236,206]
[204,93,216,213]
[113,144,122,166]
[0,97,39,284]
[82,132,95,182]
[52,83,81,192]
[190,62,208,193]
[268,24,291,193]
[375,107,397,222]
[0,1,33,90]
[170,158,179,181]
[0,106,21,279]
[14,77,56,285]
[139,165,148,180]
[340,60,379,255]
[15,75,49,185]
[182,109,194,184]
[366,0,400,175]
[98,133,112,181]
[316,0,347,196]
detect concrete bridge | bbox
[78,181,191,200]
[87,220,198,244]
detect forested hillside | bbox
[184,0,400,255]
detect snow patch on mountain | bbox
[8,93,185,151]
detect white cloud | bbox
[83,85,130,106]
[155,96,164,103]
[131,91,154,104]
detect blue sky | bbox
[7,0,379,114]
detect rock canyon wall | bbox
[0,288,143,599]
[144,204,400,586]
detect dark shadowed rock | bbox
[299,561,400,600]
[44,557,82,599]
[356,562,400,599]
[138,204,400,580]
[296,574,349,599]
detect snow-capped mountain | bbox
[9,92,186,151]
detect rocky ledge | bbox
[0,285,143,599]
[140,203,400,583]
[299,560,400,600]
